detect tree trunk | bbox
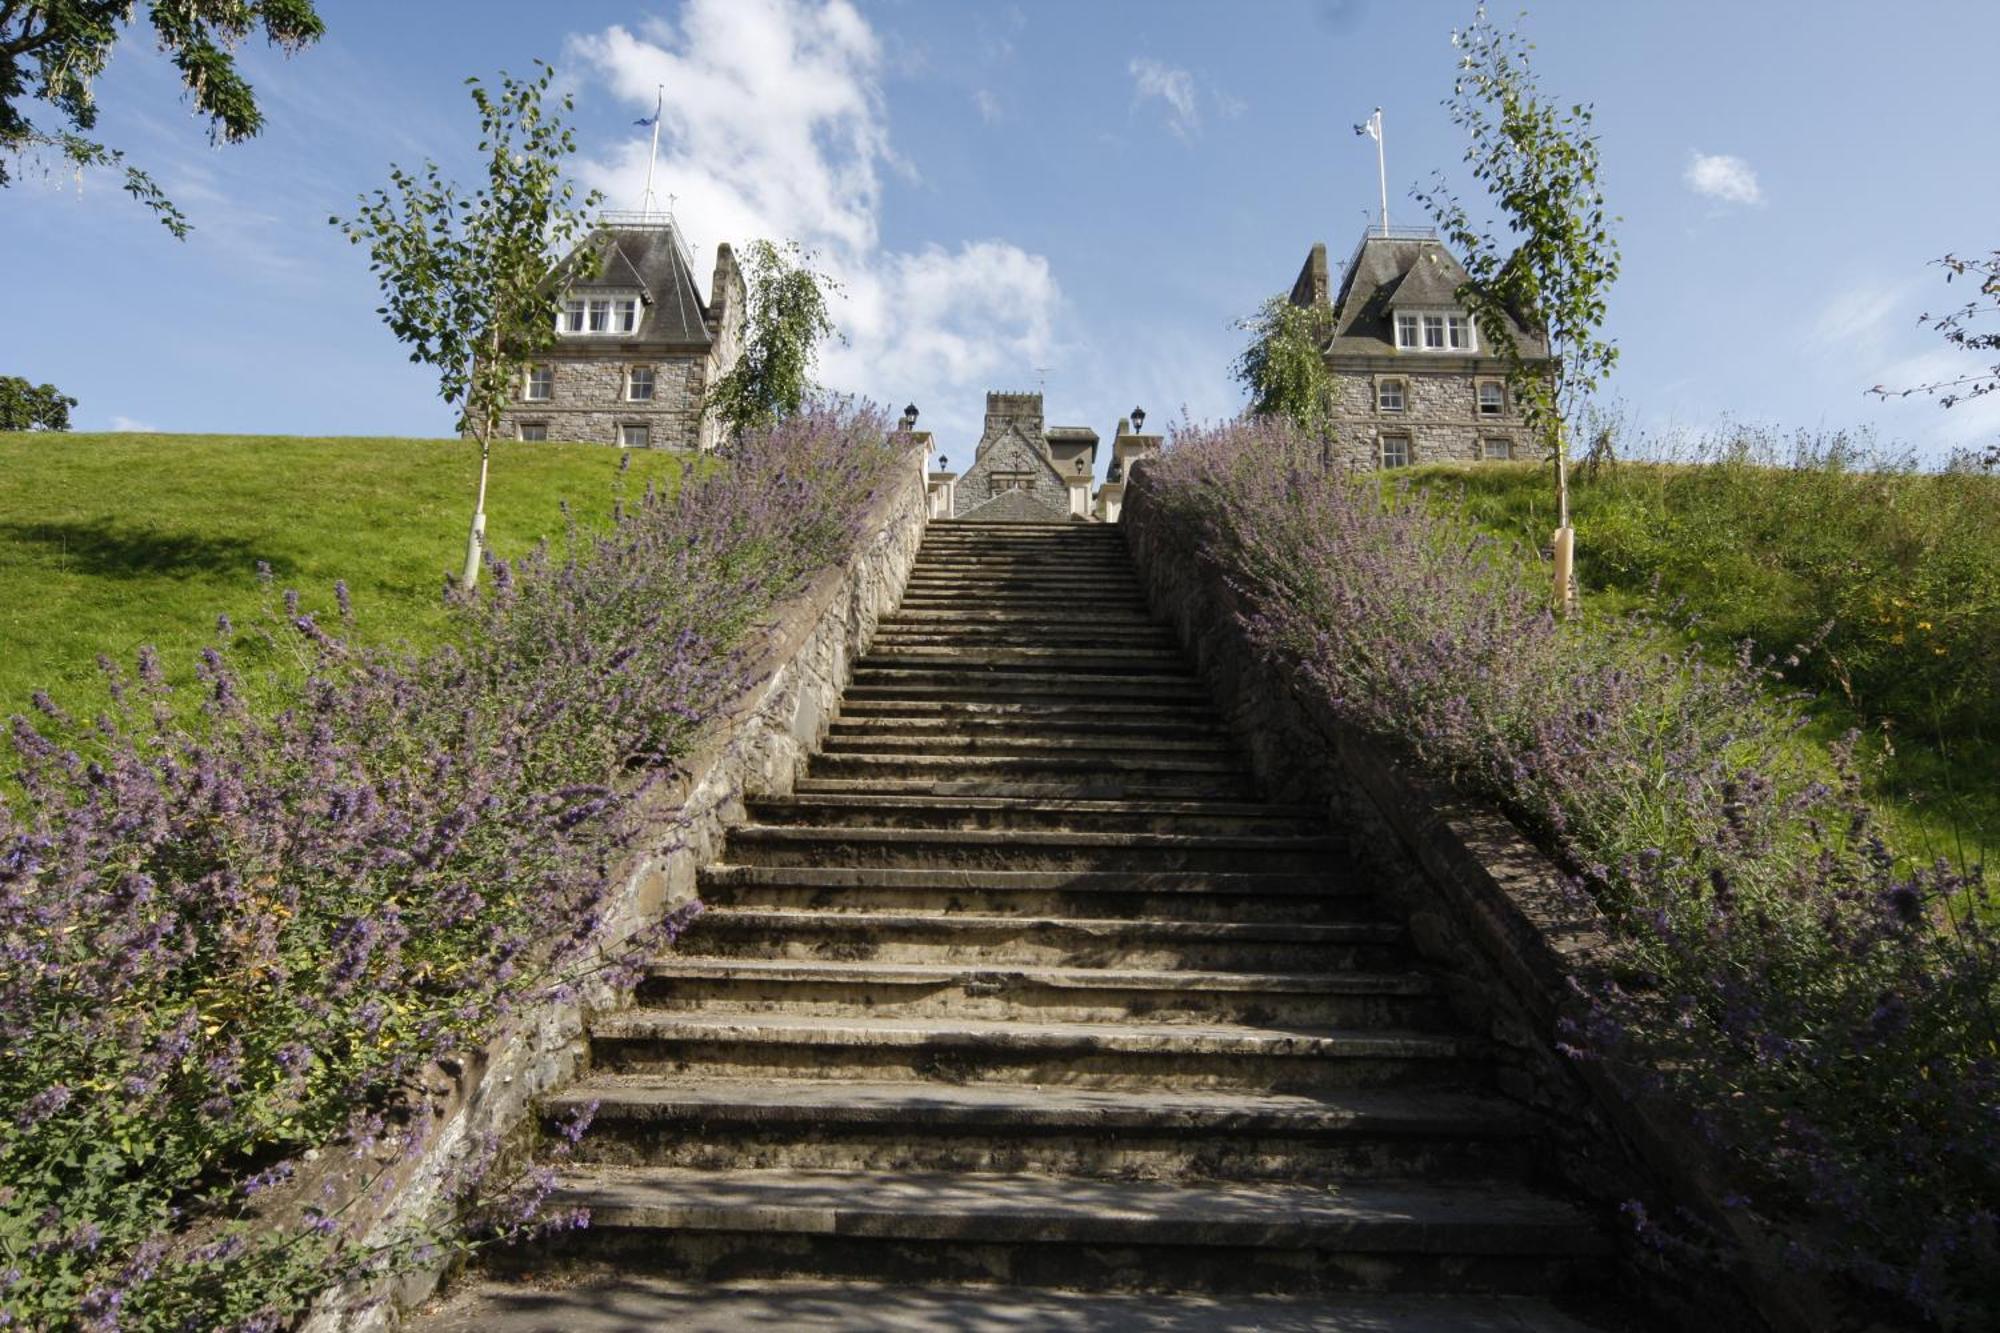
[1551,418,1578,618]
[462,425,491,590]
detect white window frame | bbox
[557,290,642,337]
[626,365,656,402]
[1379,433,1412,469]
[523,365,553,401]
[518,422,549,442]
[1480,437,1513,461]
[1447,314,1476,351]
[1477,380,1506,416]
[1376,377,1407,413]
[1395,313,1420,349]
[618,423,650,449]
[1422,314,1446,349]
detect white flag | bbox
[1353,109,1381,141]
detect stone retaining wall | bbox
[304,442,932,1330]
[1119,462,1832,1333]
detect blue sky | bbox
[5,0,1999,466]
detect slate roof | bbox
[1322,234,1547,361]
[560,224,714,348]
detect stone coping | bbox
[303,442,931,1331]
[1119,464,1834,1333]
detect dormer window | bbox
[557,293,641,336]
[1396,310,1478,353]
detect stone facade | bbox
[492,220,745,452]
[952,391,1091,523]
[1291,232,1548,471]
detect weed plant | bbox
[1143,418,1999,1325]
[0,402,905,1329]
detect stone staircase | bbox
[426,521,1629,1331]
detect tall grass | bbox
[0,403,905,1330]
[1143,418,1999,1327]
[1412,428,2000,867]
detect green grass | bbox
[0,433,689,717]
[1403,449,2000,868]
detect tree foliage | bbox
[1417,4,1619,525]
[703,239,840,439]
[1232,294,1336,437]
[332,61,599,587]
[1,0,325,237]
[1871,250,2000,467]
[0,374,75,430]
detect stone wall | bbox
[303,442,933,1331]
[493,353,708,450]
[1119,461,1833,1333]
[1325,366,1526,469]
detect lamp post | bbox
[1130,406,1146,433]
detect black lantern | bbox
[900,403,920,430]
[1130,406,1146,432]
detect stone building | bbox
[493,214,745,452]
[1289,228,1547,469]
[952,392,1100,521]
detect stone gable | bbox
[955,417,1071,523]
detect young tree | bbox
[1,0,325,238]
[1417,4,1620,615]
[1870,250,2000,467]
[0,375,76,431]
[333,62,600,590]
[702,239,840,439]
[1233,294,1337,442]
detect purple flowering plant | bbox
[0,401,903,1329]
[1143,417,1998,1325]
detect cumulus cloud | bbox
[566,0,1064,443]
[1683,151,1763,206]
[1129,57,1200,140]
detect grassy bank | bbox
[0,433,688,715]
[1404,443,2000,867]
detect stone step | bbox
[684,906,1407,971]
[741,792,1317,836]
[895,594,1148,613]
[868,624,1176,644]
[835,697,1215,723]
[423,1276,1614,1333]
[827,711,1220,738]
[634,958,1443,1027]
[818,732,1234,759]
[807,755,1255,799]
[587,1011,1477,1091]
[487,1167,1610,1295]
[695,865,1368,922]
[882,608,1161,626]
[545,1078,1542,1183]
[844,668,1209,701]
[860,649,1190,675]
[792,775,1268,803]
[723,825,1336,874]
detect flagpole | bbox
[1373,107,1388,235]
[640,85,662,214]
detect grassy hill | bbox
[1405,446,2000,866]
[0,433,688,716]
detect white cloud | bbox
[1811,279,1912,358]
[972,89,1003,125]
[1129,57,1200,141]
[567,0,1064,444]
[108,416,158,432]
[1683,151,1763,206]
